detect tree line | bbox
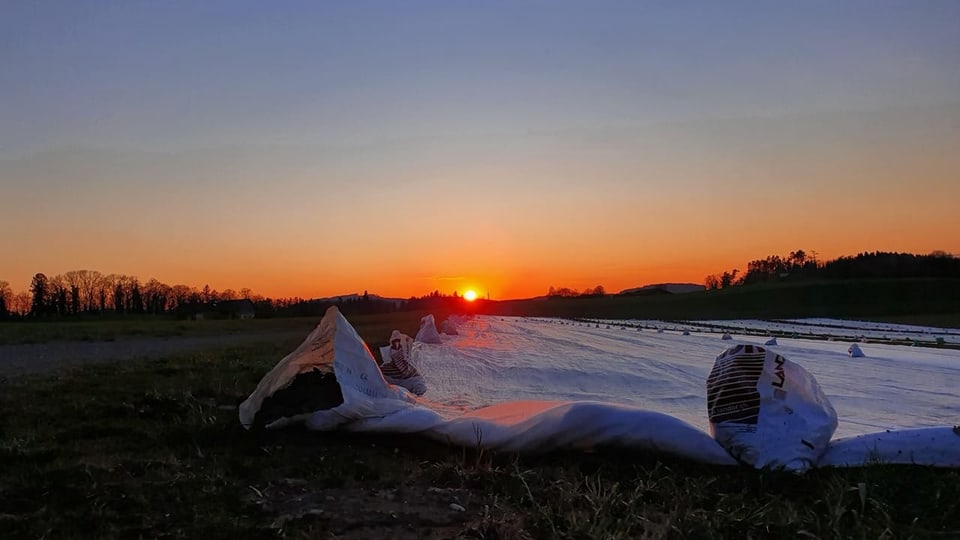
[546,285,607,298]
[268,290,485,319]
[0,270,274,320]
[704,250,960,290]
[0,270,488,321]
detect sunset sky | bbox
[2,1,958,300]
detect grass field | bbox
[489,279,960,327]
[0,311,447,346]
[0,316,316,346]
[2,312,958,538]
[0,310,466,346]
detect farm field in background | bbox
[584,317,960,347]
[417,316,960,438]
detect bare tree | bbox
[220,288,238,301]
[63,271,84,314]
[107,274,135,313]
[77,270,104,312]
[170,284,194,312]
[127,277,143,313]
[142,278,171,314]
[12,292,32,316]
[47,274,69,316]
[98,273,120,312]
[705,274,720,290]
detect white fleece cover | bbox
[240,309,960,468]
[415,314,443,344]
[241,307,736,464]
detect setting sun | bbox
[463,290,478,302]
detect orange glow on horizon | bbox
[463,290,478,301]
[6,238,959,302]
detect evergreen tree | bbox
[29,273,48,317]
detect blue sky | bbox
[4,1,957,156]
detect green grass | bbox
[2,314,958,538]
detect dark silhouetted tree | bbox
[129,280,143,313]
[720,269,739,288]
[30,273,48,316]
[789,249,807,270]
[55,285,68,316]
[705,274,720,290]
[114,281,125,314]
[70,285,80,315]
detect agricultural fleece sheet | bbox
[241,308,960,468]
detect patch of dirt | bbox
[251,479,531,539]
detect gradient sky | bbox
[2,1,959,299]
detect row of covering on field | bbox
[240,308,960,472]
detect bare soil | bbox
[0,330,304,377]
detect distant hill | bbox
[618,283,705,295]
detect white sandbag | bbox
[379,334,427,396]
[820,427,960,467]
[382,372,427,396]
[765,337,778,346]
[848,343,865,357]
[706,345,838,472]
[382,331,414,361]
[441,319,459,335]
[415,314,443,344]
